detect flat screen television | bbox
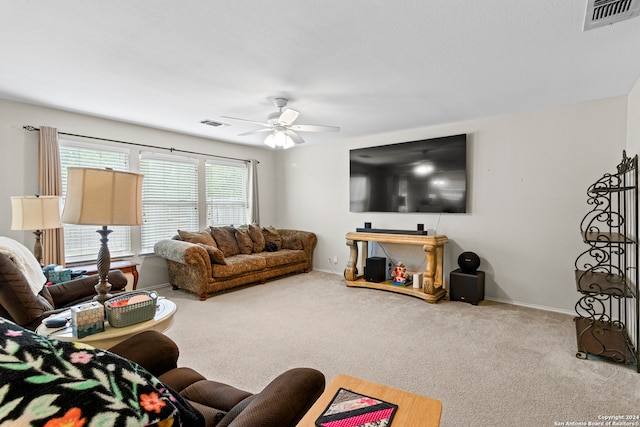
[349,134,467,213]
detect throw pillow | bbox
[196,243,227,265]
[248,224,266,253]
[282,235,304,250]
[265,242,278,252]
[177,229,217,248]
[211,226,241,257]
[235,228,253,255]
[262,226,282,251]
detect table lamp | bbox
[10,195,62,266]
[61,167,143,304]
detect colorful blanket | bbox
[0,318,203,426]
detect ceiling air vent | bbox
[200,119,227,127]
[584,0,640,30]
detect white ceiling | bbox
[2,1,640,148]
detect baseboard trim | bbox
[484,296,574,316]
[138,282,172,292]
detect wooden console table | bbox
[345,232,448,303]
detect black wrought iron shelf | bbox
[582,231,635,244]
[574,270,636,298]
[588,186,636,193]
[575,317,635,364]
[573,151,639,372]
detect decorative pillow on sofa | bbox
[282,235,304,250]
[178,229,217,248]
[234,228,253,255]
[210,226,241,257]
[196,243,227,265]
[262,226,282,251]
[248,224,266,253]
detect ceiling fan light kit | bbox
[221,97,340,149]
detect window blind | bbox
[206,160,248,226]
[140,152,199,253]
[59,142,131,262]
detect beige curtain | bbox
[249,159,260,225]
[38,126,65,265]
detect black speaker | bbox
[450,269,485,305]
[365,257,386,282]
[457,251,481,273]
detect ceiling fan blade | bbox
[238,128,273,136]
[220,116,271,127]
[285,129,305,144]
[278,108,300,125]
[289,124,340,133]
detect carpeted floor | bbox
[158,271,640,427]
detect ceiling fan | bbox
[221,98,340,149]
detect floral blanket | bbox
[0,318,203,426]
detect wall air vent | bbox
[200,119,227,127]
[584,0,640,30]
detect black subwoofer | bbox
[365,257,386,282]
[450,269,485,305]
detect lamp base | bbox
[94,226,113,305]
[93,279,113,304]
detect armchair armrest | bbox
[107,330,180,377]
[219,367,325,427]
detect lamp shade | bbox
[61,168,143,226]
[11,195,62,231]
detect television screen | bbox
[349,134,467,213]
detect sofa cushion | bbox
[178,229,217,248]
[248,224,266,253]
[282,235,304,250]
[258,249,307,268]
[197,243,227,265]
[235,228,253,255]
[211,254,266,278]
[211,226,241,257]
[262,226,282,251]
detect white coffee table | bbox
[36,298,177,350]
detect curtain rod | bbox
[23,125,255,164]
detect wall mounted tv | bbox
[350,134,467,213]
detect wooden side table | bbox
[297,374,442,427]
[72,260,139,290]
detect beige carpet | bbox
[158,271,639,427]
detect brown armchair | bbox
[109,330,325,427]
[0,252,127,330]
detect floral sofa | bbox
[154,225,316,300]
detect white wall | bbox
[277,97,629,313]
[0,98,278,288]
[628,77,640,155]
[1,95,634,313]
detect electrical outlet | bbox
[332,255,338,264]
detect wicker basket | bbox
[104,291,158,328]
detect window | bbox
[206,160,248,226]
[139,152,199,253]
[58,140,253,262]
[59,142,132,262]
